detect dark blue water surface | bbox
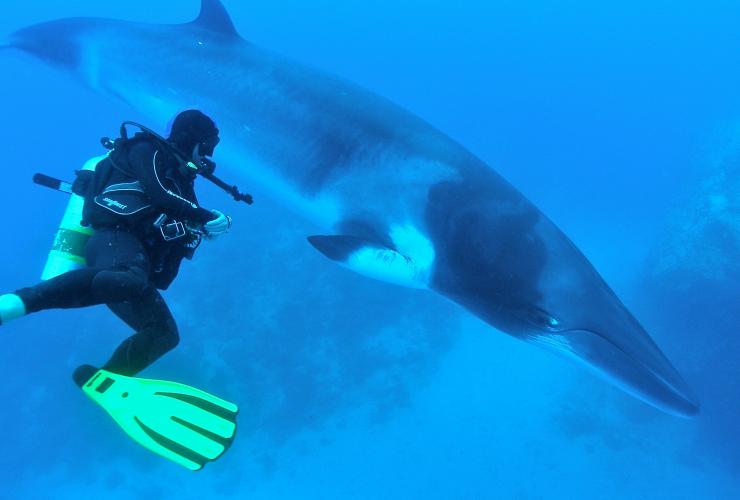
[0,1,737,498]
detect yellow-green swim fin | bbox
[81,369,238,471]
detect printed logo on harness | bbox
[102,197,128,210]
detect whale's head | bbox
[5,2,242,118]
[426,172,699,417]
[8,18,96,72]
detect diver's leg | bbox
[11,267,105,316]
[14,263,148,314]
[4,229,150,323]
[86,228,151,302]
[73,229,173,386]
[77,288,180,384]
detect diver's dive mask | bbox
[186,135,220,175]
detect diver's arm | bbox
[128,141,215,223]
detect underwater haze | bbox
[1,0,739,498]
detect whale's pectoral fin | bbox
[308,235,430,289]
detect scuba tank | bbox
[40,155,107,280]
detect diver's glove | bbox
[203,209,232,239]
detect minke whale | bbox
[4,0,698,416]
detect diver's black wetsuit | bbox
[15,137,216,385]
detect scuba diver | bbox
[0,110,247,470]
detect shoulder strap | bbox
[108,134,160,178]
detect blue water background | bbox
[0,1,738,498]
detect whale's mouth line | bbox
[557,327,685,394]
[526,326,698,415]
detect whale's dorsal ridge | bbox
[193,0,239,38]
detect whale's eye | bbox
[526,307,560,331]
